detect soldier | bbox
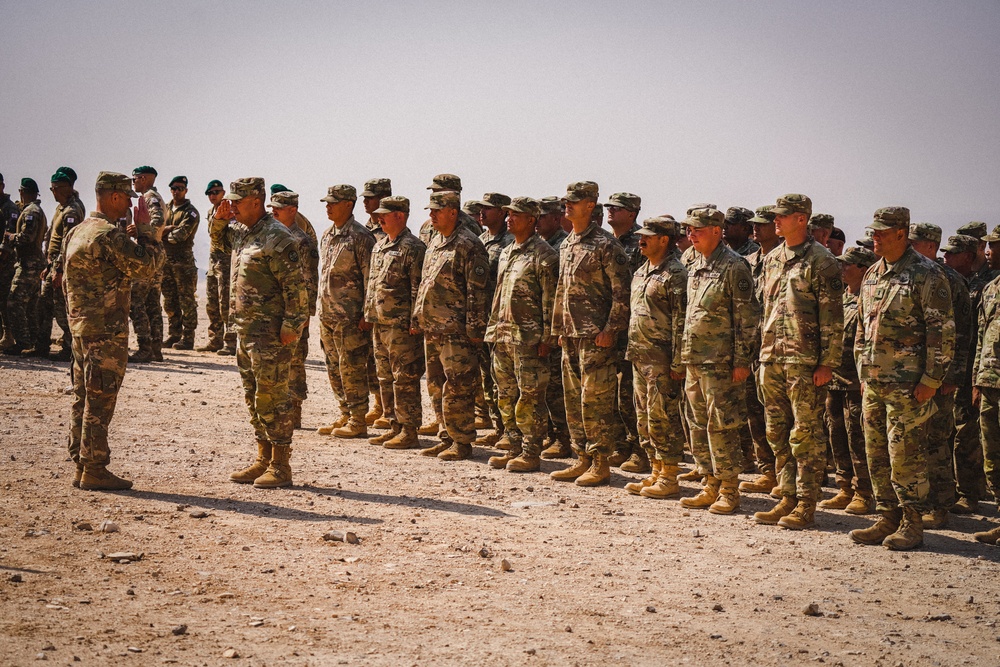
[161,176,200,349]
[823,247,877,515]
[197,180,238,354]
[314,184,376,438]
[973,227,1000,545]
[1,178,48,355]
[849,207,954,551]
[271,183,319,248]
[268,191,319,429]
[754,194,844,530]
[32,168,85,360]
[909,224,971,529]
[828,227,846,256]
[484,197,558,471]
[225,177,309,489]
[536,197,571,458]
[417,173,481,246]
[63,171,163,490]
[678,206,759,513]
[959,221,989,277]
[550,181,631,487]
[0,173,21,348]
[809,213,834,248]
[128,166,165,363]
[364,196,426,449]
[622,216,687,499]
[411,191,490,461]
[723,206,760,257]
[361,178,392,239]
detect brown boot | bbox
[753,495,797,525]
[318,414,350,435]
[678,467,704,482]
[420,440,452,457]
[253,445,293,489]
[365,394,383,426]
[883,506,923,550]
[372,417,393,430]
[128,339,153,364]
[369,423,401,445]
[951,496,979,515]
[230,441,272,484]
[625,459,662,495]
[607,448,630,468]
[417,421,440,436]
[921,507,949,529]
[849,508,902,545]
[151,340,164,362]
[551,453,592,482]
[709,479,741,514]
[474,414,492,430]
[163,334,181,347]
[506,453,541,472]
[489,443,522,469]
[384,426,420,450]
[438,442,472,461]
[679,475,720,509]
[778,499,816,530]
[475,430,503,447]
[739,469,777,494]
[493,435,512,451]
[576,453,611,487]
[79,465,133,491]
[196,340,223,352]
[72,463,83,488]
[332,417,368,438]
[818,487,854,510]
[640,464,680,499]
[974,524,1000,545]
[620,449,651,474]
[844,491,875,515]
[540,436,572,459]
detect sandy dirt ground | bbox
[3,319,1000,666]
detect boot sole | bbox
[708,505,740,514]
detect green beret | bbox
[132,166,157,176]
[205,179,224,195]
[270,183,289,195]
[51,169,74,184]
[20,177,39,192]
[169,175,188,188]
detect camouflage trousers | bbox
[237,336,294,446]
[130,277,163,347]
[862,382,933,511]
[743,367,772,473]
[0,259,14,340]
[954,384,988,502]
[372,323,424,428]
[825,388,872,495]
[759,363,827,501]
[289,322,310,403]
[68,333,128,466]
[478,343,503,431]
[633,360,684,465]
[35,270,71,351]
[205,254,235,348]
[613,355,640,451]
[561,337,618,457]
[924,390,958,510]
[979,386,1000,498]
[425,333,479,445]
[319,320,371,419]
[685,364,745,481]
[493,342,550,456]
[8,258,43,347]
[545,346,569,441]
[161,256,198,339]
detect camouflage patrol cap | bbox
[428,173,462,192]
[224,177,266,201]
[95,171,138,197]
[725,206,754,226]
[941,234,980,254]
[867,206,910,231]
[605,192,641,211]
[686,202,717,216]
[684,207,725,229]
[856,234,875,250]
[425,191,460,210]
[204,179,224,195]
[539,197,564,215]
[270,183,289,195]
[636,216,680,237]
[480,192,512,208]
[502,196,541,217]
[50,168,75,184]
[772,194,812,218]
[267,191,299,209]
[20,177,39,192]
[838,247,877,268]
[374,195,410,215]
[169,175,188,188]
[809,213,834,230]
[320,184,357,203]
[751,205,776,225]
[361,178,392,198]
[462,200,483,216]
[908,223,942,244]
[958,221,987,239]
[132,166,157,176]
[983,225,1000,243]
[563,181,599,202]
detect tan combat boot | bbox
[848,508,902,545]
[417,421,440,436]
[474,414,492,430]
[607,448,630,468]
[844,491,875,515]
[72,463,83,488]
[506,452,541,472]
[365,394,383,426]
[318,414,350,435]
[369,423,402,445]
[625,459,662,495]
[974,524,1000,545]
[883,506,923,550]
[922,507,949,530]
[679,475,720,509]
[195,339,223,352]
[493,435,512,451]
[620,449,651,474]
[951,496,979,514]
[540,436,572,459]
[372,416,393,429]
[420,439,452,456]
[640,464,680,499]
[253,445,292,489]
[384,426,420,450]
[438,442,472,461]
[79,465,133,491]
[753,495,797,525]
[678,467,704,482]
[475,430,503,447]
[709,479,741,514]
[128,339,153,364]
[489,442,522,469]
[778,499,816,530]
[230,441,272,484]
[818,486,854,510]
[332,417,368,438]
[576,453,611,487]
[739,469,777,494]
[551,453,592,482]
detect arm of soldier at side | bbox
[464,244,490,342]
[943,278,972,389]
[917,269,956,392]
[166,205,199,244]
[598,241,632,346]
[270,238,309,345]
[304,235,320,317]
[45,215,64,269]
[539,249,558,349]
[669,267,688,378]
[408,242,426,332]
[12,209,38,248]
[815,256,845,370]
[729,259,759,371]
[356,230,376,330]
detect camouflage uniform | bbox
[541,227,570,443]
[0,192,20,342]
[419,210,480,246]
[287,223,319,407]
[8,198,48,348]
[205,203,236,349]
[743,238,774,475]
[479,221,514,433]
[613,222,643,455]
[37,191,85,353]
[161,197,200,343]
[129,187,166,353]
[975,272,1000,497]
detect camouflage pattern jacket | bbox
[413,226,490,339]
[938,261,972,386]
[680,242,759,368]
[551,221,631,339]
[142,187,165,228]
[62,212,162,337]
[295,211,318,248]
[617,224,644,276]
[365,215,386,241]
[418,211,481,246]
[164,198,200,260]
[485,233,558,347]
[855,246,955,388]
[12,200,47,264]
[46,193,86,270]
[0,194,19,267]
[207,204,233,258]
[544,228,568,255]
[318,215,375,329]
[288,224,319,316]
[734,238,761,257]
[481,227,514,300]
[759,238,844,367]
[830,291,861,391]
[975,275,1000,389]
[964,267,1000,388]
[364,227,425,329]
[626,248,687,373]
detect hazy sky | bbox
[2,0,997,267]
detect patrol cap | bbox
[830,227,846,242]
[605,192,641,211]
[772,194,812,217]
[205,179,224,195]
[636,216,680,237]
[983,225,1000,243]
[539,197,564,215]
[941,234,980,254]
[480,192,512,208]
[867,206,910,231]
[684,206,725,229]
[270,183,289,195]
[725,206,754,226]
[169,175,188,188]
[20,177,39,192]
[563,181,599,202]
[462,200,483,216]
[268,190,299,209]
[958,221,988,239]
[502,196,541,217]
[374,195,410,215]
[320,184,357,203]
[132,166,157,176]
[51,168,76,184]
[838,247,877,268]
[809,213,834,230]
[425,191,460,210]
[428,173,462,192]
[95,171,138,197]
[224,177,266,201]
[908,222,942,244]
[361,178,392,198]
[856,235,875,250]
[751,205,776,224]
[686,202,717,216]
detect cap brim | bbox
[562,195,584,202]
[866,221,895,231]
[635,228,660,236]
[320,196,341,203]
[750,217,774,225]
[372,207,396,215]
[770,206,791,215]
[267,202,287,209]
[223,192,244,201]
[983,235,1000,243]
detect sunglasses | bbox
[208,189,224,196]
[170,186,186,191]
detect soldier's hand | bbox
[940,383,958,395]
[670,370,685,381]
[126,223,138,237]
[813,365,833,387]
[973,387,981,406]
[52,271,62,292]
[538,343,551,357]
[134,196,150,225]
[279,324,299,346]
[594,331,614,348]
[216,199,234,220]
[732,366,751,383]
[359,317,373,332]
[913,382,936,404]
